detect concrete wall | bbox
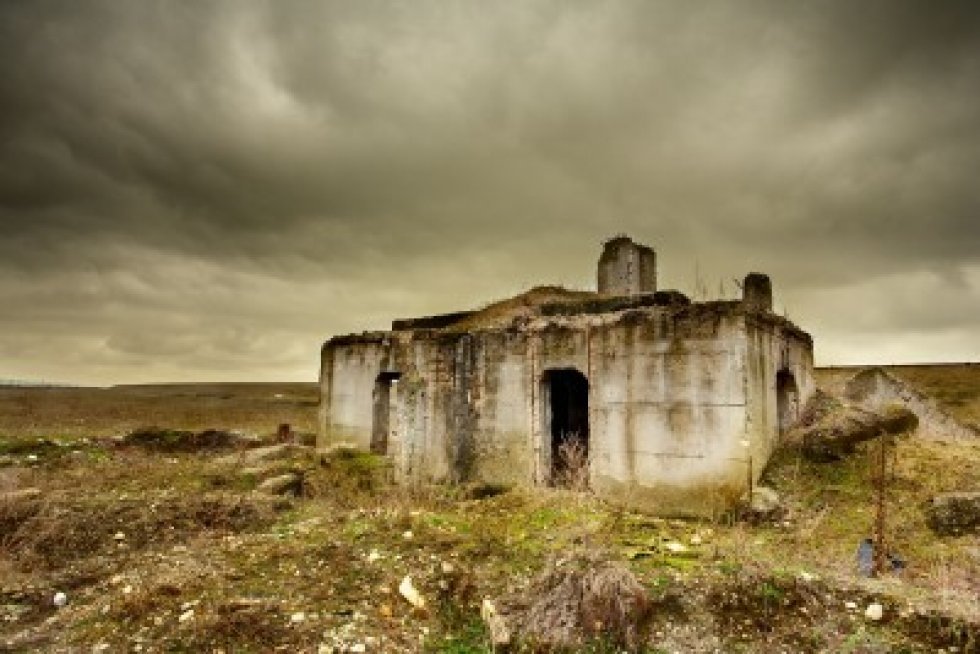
[742,316,815,480]
[319,304,815,516]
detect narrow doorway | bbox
[371,372,402,454]
[542,368,590,486]
[776,369,798,435]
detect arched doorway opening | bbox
[541,368,590,487]
[776,369,799,435]
[371,371,402,454]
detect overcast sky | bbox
[1,1,979,385]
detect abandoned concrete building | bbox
[318,236,815,515]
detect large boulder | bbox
[925,492,980,536]
[792,402,918,462]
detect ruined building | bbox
[318,236,815,515]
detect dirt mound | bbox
[489,550,651,650]
[844,367,977,441]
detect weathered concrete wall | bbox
[597,237,656,297]
[582,307,752,515]
[742,315,815,480]
[319,304,815,516]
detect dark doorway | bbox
[776,369,798,434]
[371,372,402,454]
[542,368,590,486]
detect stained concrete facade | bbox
[319,237,815,516]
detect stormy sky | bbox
[1,1,979,385]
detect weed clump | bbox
[490,549,651,651]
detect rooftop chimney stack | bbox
[597,236,657,296]
[743,272,773,312]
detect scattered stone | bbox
[865,603,884,621]
[482,598,511,647]
[256,472,303,497]
[402,530,413,540]
[398,575,426,610]
[741,486,784,523]
[52,592,67,608]
[845,601,858,610]
[349,644,366,653]
[290,611,305,623]
[366,549,382,563]
[925,491,980,536]
[664,541,688,554]
[113,532,126,541]
[178,609,195,623]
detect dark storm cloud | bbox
[1,1,979,383]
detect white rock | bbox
[441,561,455,574]
[350,644,366,653]
[398,575,426,609]
[689,534,703,546]
[366,549,381,563]
[844,601,858,610]
[113,532,126,541]
[178,609,195,623]
[53,592,67,608]
[92,644,109,653]
[798,571,817,583]
[865,603,883,621]
[290,612,305,623]
[664,541,687,554]
[402,530,413,540]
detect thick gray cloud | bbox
[1,1,978,384]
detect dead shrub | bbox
[493,549,651,651]
[554,436,590,492]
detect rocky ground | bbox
[1,375,978,652]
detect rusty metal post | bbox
[871,431,887,577]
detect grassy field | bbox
[1,366,978,652]
[0,383,319,441]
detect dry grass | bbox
[0,382,318,442]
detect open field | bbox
[0,383,319,442]
[1,367,978,652]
